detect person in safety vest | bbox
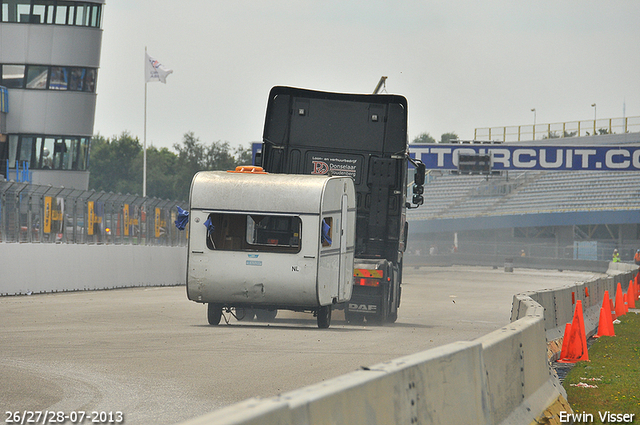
[612,249,620,263]
[634,249,640,266]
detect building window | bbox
[26,65,49,89]
[7,134,90,171]
[0,0,102,28]
[19,136,35,163]
[32,0,56,24]
[0,64,97,92]
[2,65,25,88]
[83,68,96,92]
[7,134,19,164]
[50,66,68,89]
[54,2,68,24]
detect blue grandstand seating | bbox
[409,170,640,221]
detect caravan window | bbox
[204,212,301,253]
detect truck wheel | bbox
[207,303,223,325]
[387,311,398,323]
[255,309,277,321]
[317,305,332,329]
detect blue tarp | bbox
[203,216,215,236]
[321,219,332,245]
[174,206,189,230]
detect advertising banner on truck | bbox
[308,152,364,184]
[409,144,640,171]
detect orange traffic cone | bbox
[610,298,617,320]
[630,280,637,308]
[558,300,589,363]
[558,322,572,361]
[624,288,636,312]
[594,291,615,338]
[627,280,636,309]
[615,282,627,317]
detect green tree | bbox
[234,144,254,166]
[172,132,254,200]
[411,132,435,144]
[145,146,180,200]
[90,131,255,201]
[89,132,142,195]
[440,132,459,143]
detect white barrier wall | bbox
[0,243,187,295]
[511,263,636,349]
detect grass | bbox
[563,311,640,423]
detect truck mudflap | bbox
[345,283,393,325]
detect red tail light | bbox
[356,278,380,287]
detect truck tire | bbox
[317,305,331,329]
[207,303,223,325]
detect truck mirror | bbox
[412,194,424,206]
[414,162,425,186]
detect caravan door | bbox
[338,193,351,302]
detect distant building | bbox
[0,0,104,190]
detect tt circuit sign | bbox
[409,144,640,171]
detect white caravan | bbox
[186,167,356,328]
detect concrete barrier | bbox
[0,243,187,296]
[510,262,636,361]
[179,341,491,425]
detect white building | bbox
[0,0,104,190]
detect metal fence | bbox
[0,181,188,246]
[474,115,640,142]
[408,237,638,263]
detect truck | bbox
[257,86,426,324]
[186,167,357,328]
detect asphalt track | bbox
[0,266,604,425]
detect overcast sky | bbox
[93,1,640,152]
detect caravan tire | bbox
[317,305,332,329]
[207,303,223,326]
[255,309,278,321]
[236,307,255,321]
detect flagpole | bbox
[143,46,147,198]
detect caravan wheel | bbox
[207,303,223,325]
[317,305,332,329]
[255,309,277,321]
[236,307,256,321]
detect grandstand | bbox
[407,133,640,262]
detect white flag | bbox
[145,52,173,83]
